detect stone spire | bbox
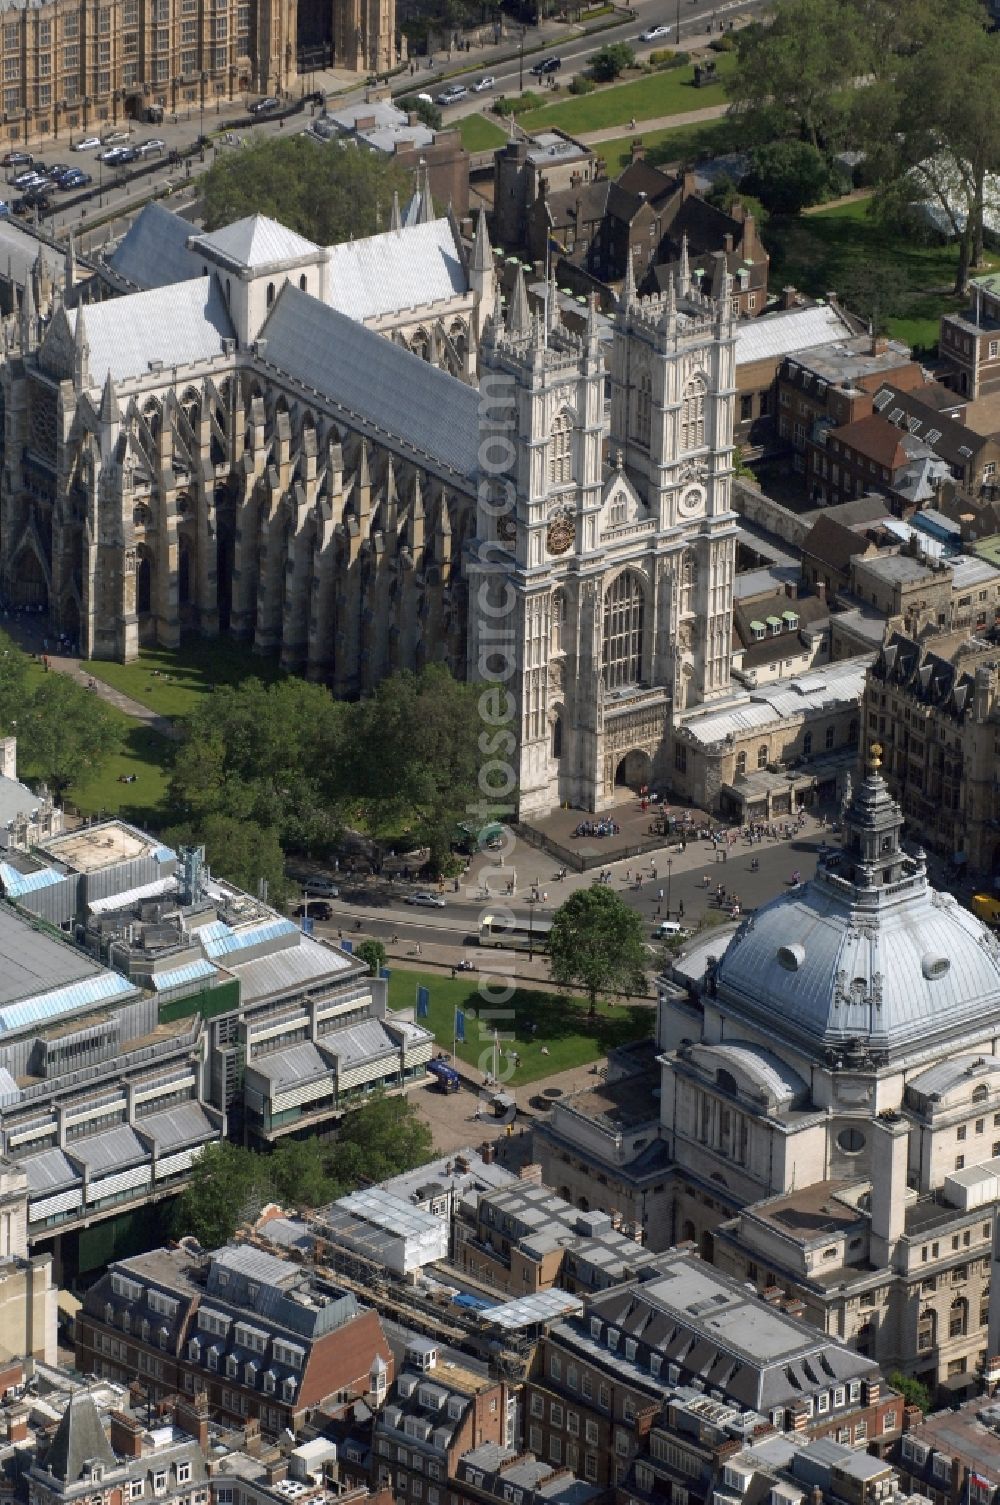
[390,191,401,233]
[507,264,530,336]
[659,268,676,331]
[471,208,491,273]
[418,162,433,225]
[547,266,560,332]
[621,251,636,311]
[586,291,601,351]
[677,233,690,297]
[98,367,120,424]
[19,275,35,352]
[73,305,89,388]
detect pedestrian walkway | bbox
[575,100,728,146]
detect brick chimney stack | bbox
[109,1411,144,1460]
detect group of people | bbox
[573,818,621,838]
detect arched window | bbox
[549,408,573,487]
[736,750,747,776]
[974,1084,990,1104]
[803,731,813,756]
[602,571,644,689]
[848,717,859,747]
[950,1297,968,1339]
[552,716,562,759]
[266,281,275,307]
[757,743,768,769]
[299,273,307,292]
[634,371,652,448]
[681,373,706,451]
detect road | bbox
[300,819,830,958]
[21,0,763,244]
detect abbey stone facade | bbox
[0,213,737,817]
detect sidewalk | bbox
[576,100,727,145]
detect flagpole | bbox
[453,1005,458,1064]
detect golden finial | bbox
[869,742,883,770]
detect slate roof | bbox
[0,774,44,827]
[871,382,997,469]
[827,412,926,472]
[138,1101,216,1151]
[870,630,977,720]
[259,283,480,478]
[325,219,467,322]
[800,513,877,575]
[44,1391,116,1482]
[193,214,321,270]
[72,279,234,385]
[106,201,201,290]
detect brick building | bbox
[939,270,1000,400]
[76,1241,393,1434]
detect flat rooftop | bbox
[556,1068,661,1131]
[908,1400,1000,1479]
[748,1181,865,1242]
[41,821,162,873]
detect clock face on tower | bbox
[546,508,576,556]
[679,485,706,519]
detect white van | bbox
[652,920,689,940]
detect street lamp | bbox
[518,25,526,92]
[199,72,207,141]
[666,857,673,919]
[675,0,681,44]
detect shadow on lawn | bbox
[450,983,653,1050]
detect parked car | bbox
[295,899,333,920]
[472,74,495,91]
[530,55,561,75]
[98,145,128,162]
[435,83,468,104]
[652,919,689,940]
[115,147,139,163]
[13,192,51,215]
[0,201,9,216]
[12,169,43,188]
[138,138,166,155]
[2,151,32,167]
[640,23,672,39]
[406,891,446,908]
[72,136,102,151]
[100,128,131,144]
[59,170,91,189]
[249,95,279,115]
[46,163,72,182]
[303,876,340,898]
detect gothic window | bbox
[634,371,652,448]
[736,751,746,776]
[681,374,706,451]
[757,743,768,769]
[602,571,644,689]
[551,590,566,656]
[552,716,563,759]
[410,329,430,362]
[949,1298,968,1339]
[266,282,275,307]
[549,408,573,488]
[299,274,307,291]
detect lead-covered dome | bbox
[712,757,1000,1066]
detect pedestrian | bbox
[723,848,728,863]
[658,888,664,903]
[415,942,422,957]
[678,899,684,918]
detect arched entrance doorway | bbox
[615,749,652,791]
[10,546,48,608]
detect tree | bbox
[888,1370,930,1414]
[331,1093,433,1188]
[0,632,29,732]
[549,887,648,1017]
[268,1138,334,1210]
[589,42,635,82]
[343,665,480,870]
[200,135,410,243]
[741,140,835,216]
[163,813,288,906]
[400,95,442,131]
[356,938,387,976]
[705,175,769,233]
[18,673,123,793]
[173,1142,269,1247]
[725,0,868,149]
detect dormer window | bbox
[91,1466,104,1485]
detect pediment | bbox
[599,469,646,533]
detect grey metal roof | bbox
[679,659,868,749]
[485,1290,584,1330]
[193,214,320,270]
[325,219,467,322]
[224,933,351,1004]
[150,958,218,991]
[734,303,853,367]
[0,902,126,1009]
[73,277,234,384]
[259,283,480,479]
[325,1017,397,1068]
[907,1055,997,1100]
[106,201,202,290]
[23,1146,80,1194]
[0,221,64,291]
[247,1040,331,1089]
[0,776,43,828]
[44,1391,116,1483]
[202,915,297,959]
[138,1101,216,1151]
[69,1123,148,1173]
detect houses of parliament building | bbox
[0,0,394,147]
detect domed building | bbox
[537,751,1000,1400]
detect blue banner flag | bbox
[380,967,391,980]
[417,985,430,1018]
[455,1008,466,1043]
[341,939,353,954]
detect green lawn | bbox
[457,113,507,152]
[81,638,285,719]
[387,969,652,1087]
[595,115,739,174]
[768,196,1000,355]
[516,53,734,136]
[66,722,173,826]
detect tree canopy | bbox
[0,635,123,794]
[725,0,1000,291]
[356,938,387,976]
[173,1093,433,1247]
[548,886,648,1016]
[163,813,288,906]
[200,136,411,242]
[589,43,635,82]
